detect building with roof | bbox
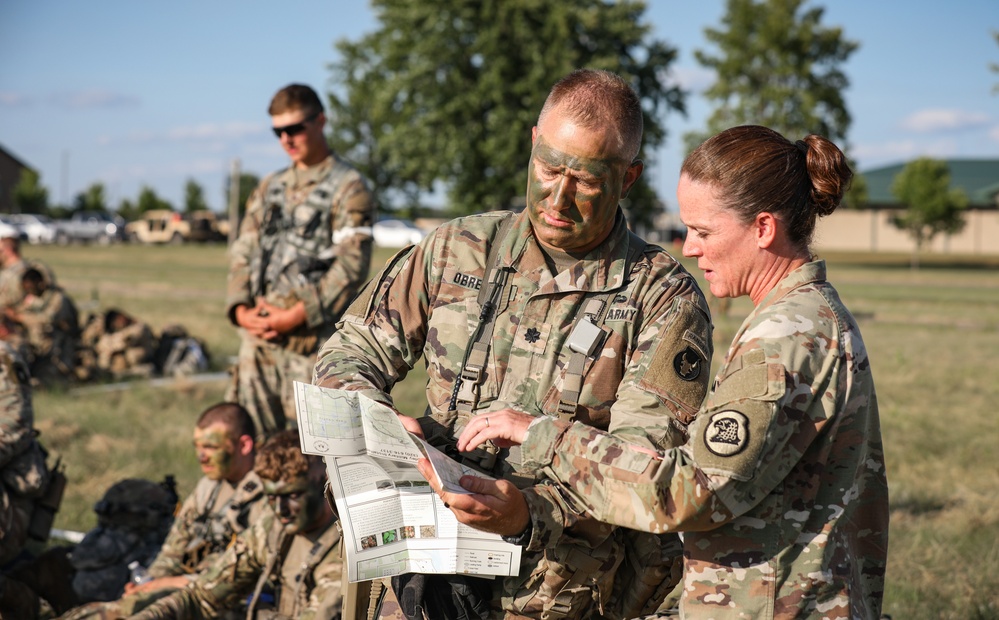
[0,142,35,213]
[814,158,999,256]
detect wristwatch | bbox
[501,518,533,546]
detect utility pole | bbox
[227,158,241,247]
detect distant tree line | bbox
[10,171,261,221]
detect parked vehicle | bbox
[372,218,427,247]
[54,211,125,245]
[9,213,58,244]
[0,215,27,241]
[125,209,227,244]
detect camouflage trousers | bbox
[225,334,316,442]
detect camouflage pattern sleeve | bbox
[224,176,270,324]
[132,513,273,619]
[520,261,889,617]
[146,482,206,578]
[604,255,712,451]
[296,174,374,330]
[313,241,427,409]
[297,540,343,620]
[0,341,33,469]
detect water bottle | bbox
[128,560,153,585]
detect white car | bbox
[372,218,428,247]
[9,213,58,244]
[0,215,27,241]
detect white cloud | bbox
[668,66,714,93]
[48,89,141,109]
[98,122,266,147]
[853,138,961,170]
[0,92,32,107]
[990,125,999,142]
[898,108,990,133]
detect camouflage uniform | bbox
[58,473,270,620]
[94,321,156,378]
[0,259,56,311]
[518,260,889,619]
[0,340,40,567]
[225,154,374,440]
[147,471,268,579]
[130,510,343,620]
[314,210,712,619]
[13,285,80,384]
[0,258,29,310]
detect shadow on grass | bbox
[889,494,953,517]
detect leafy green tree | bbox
[73,182,109,213]
[890,157,968,269]
[117,197,140,222]
[224,172,260,219]
[136,185,174,214]
[12,169,49,214]
[183,179,208,213]
[688,0,858,151]
[326,0,685,225]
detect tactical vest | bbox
[248,160,358,302]
[185,478,261,572]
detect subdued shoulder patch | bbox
[672,346,702,382]
[704,410,749,456]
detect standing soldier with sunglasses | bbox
[225,84,375,441]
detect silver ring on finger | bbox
[486,417,490,427]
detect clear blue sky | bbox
[1,1,997,212]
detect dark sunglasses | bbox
[272,113,319,138]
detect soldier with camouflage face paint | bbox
[451,126,889,620]
[128,430,342,620]
[58,403,269,620]
[314,69,713,620]
[225,83,375,442]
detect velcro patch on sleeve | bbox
[691,359,783,481]
[637,297,712,426]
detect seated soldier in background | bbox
[131,430,342,620]
[0,235,56,312]
[4,268,80,385]
[94,309,156,379]
[59,403,268,619]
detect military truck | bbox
[125,210,226,244]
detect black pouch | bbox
[391,573,492,620]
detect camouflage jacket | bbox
[225,154,374,353]
[132,512,342,620]
[315,210,712,618]
[520,260,889,619]
[95,322,155,369]
[15,286,79,362]
[0,340,33,470]
[0,259,28,310]
[147,471,267,579]
[0,340,39,566]
[0,258,56,310]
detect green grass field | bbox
[23,241,999,619]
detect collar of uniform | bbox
[756,259,827,310]
[501,208,633,293]
[281,154,334,191]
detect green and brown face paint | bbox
[526,137,631,253]
[193,423,237,481]
[263,474,325,534]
